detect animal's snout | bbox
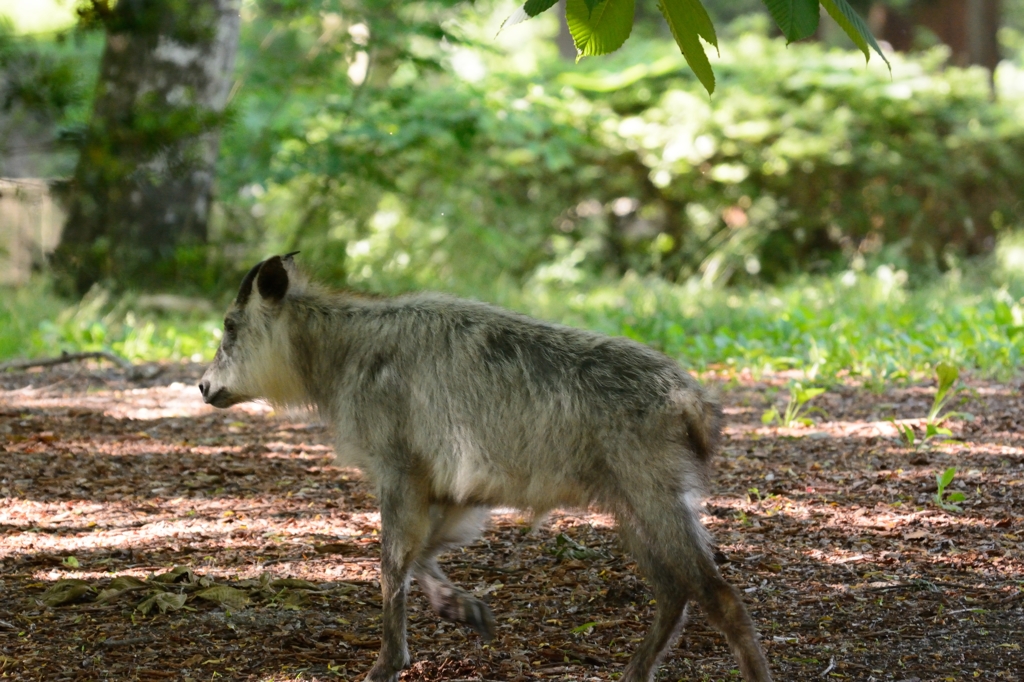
[198,379,236,408]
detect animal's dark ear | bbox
[256,256,289,303]
[281,251,300,273]
[235,259,265,307]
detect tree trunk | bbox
[868,0,1000,71]
[867,4,915,52]
[52,0,240,295]
[917,0,1000,71]
[555,0,577,61]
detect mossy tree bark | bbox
[52,0,240,295]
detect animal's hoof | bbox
[433,588,496,640]
[364,663,400,682]
[364,650,408,682]
[618,665,648,682]
[464,598,496,641]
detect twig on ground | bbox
[989,591,1024,606]
[99,636,157,647]
[0,350,161,381]
[0,351,133,373]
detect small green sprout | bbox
[889,419,952,447]
[762,383,825,427]
[927,362,960,423]
[892,420,915,445]
[934,467,966,512]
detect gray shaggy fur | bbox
[199,255,772,682]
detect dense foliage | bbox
[5,5,1023,294]
[218,17,1024,296]
[0,22,99,177]
[508,0,885,94]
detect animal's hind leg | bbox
[617,520,691,682]
[412,505,495,640]
[694,573,772,682]
[619,497,772,682]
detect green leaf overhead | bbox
[566,0,636,59]
[500,0,558,32]
[764,0,820,43]
[506,0,888,93]
[819,0,891,68]
[657,0,717,94]
[524,0,559,17]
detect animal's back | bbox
[324,292,720,511]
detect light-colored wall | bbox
[0,179,65,285]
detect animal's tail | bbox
[681,391,723,463]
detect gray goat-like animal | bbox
[199,254,772,682]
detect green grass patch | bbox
[3,254,1023,384]
[0,282,222,366]
[506,257,1024,384]
[0,278,66,361]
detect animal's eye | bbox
[224,319,237,336]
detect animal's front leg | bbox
[413,505,494,639]
[365,478,430,682]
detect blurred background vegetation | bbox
[2,0,1024,384]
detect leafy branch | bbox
[504,0,889,94]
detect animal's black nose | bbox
[198,380,210,399]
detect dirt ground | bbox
[1,362,1022,681]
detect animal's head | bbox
[199,253,308,409]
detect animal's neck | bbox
[290,299,357,413]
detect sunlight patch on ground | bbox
[705,496,1006,534]
[806,548,875,564]
[968,442,1024,457]
[2,382,276,420]
[0,494,384,559]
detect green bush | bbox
[0,21,101,177]
[0,279,65,361]
[0,281,222,364]
[217,24,1024,292]
[595,36,1024,282]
